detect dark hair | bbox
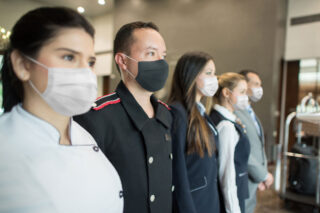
[168,51,215,157]
[239,69,260,82]
[113,21,159,72]
[1,7,95,112]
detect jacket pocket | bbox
[190,176,208,193]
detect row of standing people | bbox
[169,54,273,213]
[0,6,273,213]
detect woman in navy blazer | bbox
[168,51,222,213]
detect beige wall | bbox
[0,0,115,97]
[285,0,320,60]
[0,0,45,30]
[112,0,287,160]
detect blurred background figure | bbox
[236,70,273,213]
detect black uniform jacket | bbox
[74,81,173,213]
[170,102,221,213]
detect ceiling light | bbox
[98,0,106,5]
[0,26,10,50]
[77,6,85,14]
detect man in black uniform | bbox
[74,22,173,213]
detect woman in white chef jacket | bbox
[0,7,123,213]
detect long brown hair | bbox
[168,51,215,157]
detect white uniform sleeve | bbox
[217,120,241,213]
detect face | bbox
[246,72,262,97]
[196,60,216,97]
[121,28,166,77]
[23,28,96,93]
[228,79,247,105]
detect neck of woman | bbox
[23,90,71,145]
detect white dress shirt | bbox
[0,104,123,213]
[214,104,241,213]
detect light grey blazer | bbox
[235,109,268,183]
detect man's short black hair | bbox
[113,21,159,72]
[239,69,260,82]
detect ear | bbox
[10,50,31,82]
[114,53,128,72]
[221,87,230,99]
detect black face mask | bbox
[125,55,169,92]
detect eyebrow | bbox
[146,46,167,54]
[55,48,96,61]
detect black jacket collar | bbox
[116,81,171,130]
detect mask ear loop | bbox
[23,55,48,97]
[225,88,236,110]
[23,55,49,70]
[122,54,138,79]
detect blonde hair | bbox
[213,72,245,104]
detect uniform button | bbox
[165,133,171,141]
[119,191,124,198]
[93,146,99,152]
[150,194,155,202]
[148,157,154,164]
[169,153,173,160]
[171,185,175,192]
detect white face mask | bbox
[198,76,219,97]
[25,56,97,116]
[250,87,263,102]
[234,95,249,110]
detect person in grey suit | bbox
[235,70,274,213]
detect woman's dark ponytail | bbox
[1,48,23,112]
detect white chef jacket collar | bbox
[16,104,87,146]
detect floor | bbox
[255,184,318,213]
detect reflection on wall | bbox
[299,59,320,103]
[0,55,3,114]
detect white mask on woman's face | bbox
[228,89,249,110]
[234,95,249,110]
[198,76,219,97]
[25,56,97,116]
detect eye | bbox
[147,51,155,57]
[88,60,95,68]
[63,54,74,61]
